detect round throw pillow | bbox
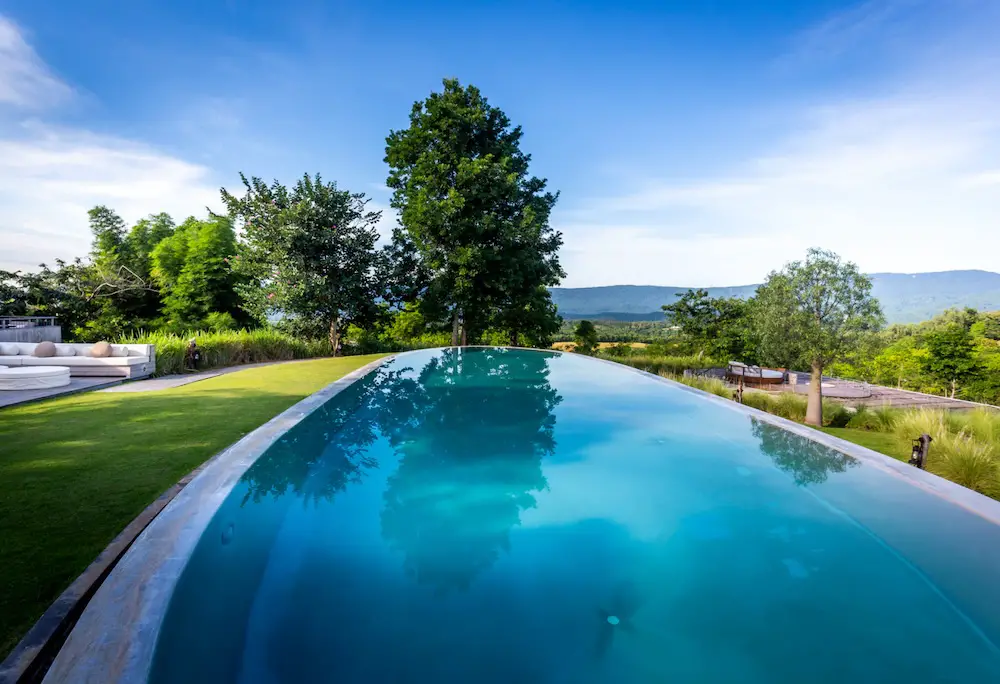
[33,341,57,358]
[89,341,112,358]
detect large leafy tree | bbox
[385,78,563,346]
[221,173,384,353]
[151,215,243,329]
[921,323,981,398]
[753,248,884,426]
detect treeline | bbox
[0,79,564,353]
[659,271,1000,406]
[830,308,1000,404]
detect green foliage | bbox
[572,320,599,355]
[752,248,884,425]
[552,319,677,343]
[753,248,884,371]
[921,323,981,398]
[662,288,757,362]
[204,311,238,332]
[151,215,243,329]
[120,329,332,375]
[604,343,636,357]
[601,352,714,376]
[846,404,900,431]
[930,433,999,498]
[660,373,733,398]
[221,173,385,351]
[385,78,563,345]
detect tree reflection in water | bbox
[236,348,562,594]
[238,365,426,505]
[750,418,859,486]
[380,348,562,594]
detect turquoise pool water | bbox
[150,348,1000,683]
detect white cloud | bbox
[1,124,222,270]
[556,3,1000,287]
[0,16,71,108]
[0,16,222,272]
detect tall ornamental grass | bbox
[929,433,1000,498]
[606,353,714,376]
[120,329,332,375]
[659,372,733,398]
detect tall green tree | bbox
[83,206,167,335]
[753,248,884,426]
[573,319,599,355]
[922,323,981,398]
[151,215,242,329]
[221,173,384,353]
[385,78,563,346]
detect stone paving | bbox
[0,377,122,410]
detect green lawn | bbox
[0,355,386,657]
[817,426,912,462]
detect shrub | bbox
[606,353,713,376]
[928,433,1000,497]
[952,408,1000,444]
[771,392,807,421]
[892,408,961,444]
[605,343,635,357]
[823,400,852,428]
[120,328,332,375]
[660,372,732,399]
[204,311,239,332]
[741,391,774,413]
[845,404,897,431]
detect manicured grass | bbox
[0,355,386,657]
[817,427,913,462]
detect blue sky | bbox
[2,0,998,286]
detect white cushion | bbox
[0,366,71,389]
[20,356,147,367]
[0,344,19,355]
[0,356,22,365]
[110,345,129,358]
[54,346,76,357]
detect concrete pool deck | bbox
[28,349,1000,682]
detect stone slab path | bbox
[99,359,312,393]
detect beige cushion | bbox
[54,345,76,357]
[33,341,56,357]
[110,345,129,358]
[0,344,18,355]
[89,341,112,358]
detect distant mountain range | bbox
[550,270,1000,325]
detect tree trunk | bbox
[461,321,468,346]
[451,309,460,347]
[329,317,340,357]
[951,380,957,399]
[510,329,519,347]
[805,361,824,426]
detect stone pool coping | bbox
[38,355,395,684]
[34,347,1000,682]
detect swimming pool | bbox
[48,348,1000,682]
